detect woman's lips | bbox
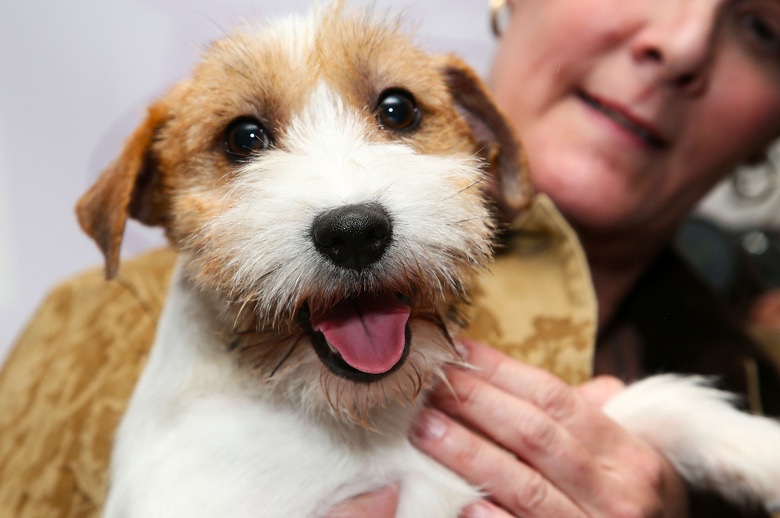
[576,90,669,150]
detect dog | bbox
[77,5,780,517]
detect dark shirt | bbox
[598,247,780,517]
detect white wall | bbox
[0,0,496,362]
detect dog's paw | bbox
[604,374,780,511]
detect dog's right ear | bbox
[76,100,170,279]
[439,55,533,222]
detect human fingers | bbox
[411,408,587,517]
[323,485,399,518]
[450,338,623,453]
[429,368,604,506]
[576,375,626,409]
[441,340,686,517]
[459,499,516,518]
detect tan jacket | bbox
[0,195,596,517]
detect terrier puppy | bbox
[77,6,780,517]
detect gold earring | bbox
[490,0,509,37]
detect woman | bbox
[334,0,780,516]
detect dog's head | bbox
[77,6,530,423]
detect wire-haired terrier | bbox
[77,5,780,517]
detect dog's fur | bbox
[77,6,780,517]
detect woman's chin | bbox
[531,168,646,235]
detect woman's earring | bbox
[731,153,779,204]
[490,0,510,37]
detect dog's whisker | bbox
[435,366,463,404]
[378,383,388,410]
[414,364,425,398]
[401,375,416,405]
[449,217,487,227]
[231,297,256,332]
[444,178,486,201]
[359,392,370,426]
[269,335,304,378]
[337,383,350,420]
[230,324,260,337]
[322,373,338,415]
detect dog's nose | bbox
[312,204,392,271]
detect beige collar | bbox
[465,194,597,384]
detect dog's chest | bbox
[112,392,472,517]
[104,274,475,517]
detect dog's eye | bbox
[376,89,420,131]
[224,118,271,161]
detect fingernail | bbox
[412,409,447,441]
[461,501,491,518]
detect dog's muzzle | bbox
[304,204,410,382]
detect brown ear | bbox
[440,56,533,222]
[76,101,169,279]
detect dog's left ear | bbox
[76,98,171,280]
[440,56,533,221]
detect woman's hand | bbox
[411,339,689,517]
[324,485,399,518]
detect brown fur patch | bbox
[76,98,174,278]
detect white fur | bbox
[605,375,780,511]
[103,266,478,518]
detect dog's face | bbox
[77,7,530,423]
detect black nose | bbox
[311,204,392,271]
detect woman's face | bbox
[491,0,780,235]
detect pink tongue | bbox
[311,293,411,374]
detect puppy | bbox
[77,5,780,517]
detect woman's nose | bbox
[631,2,719,94]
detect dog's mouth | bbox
[300,291,412,383]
